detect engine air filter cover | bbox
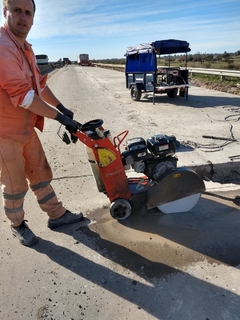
[126,137,148,160]
[147,134,175,157]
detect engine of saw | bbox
[122,134,178,181]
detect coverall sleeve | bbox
[0,45,34,107]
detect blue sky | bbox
[1,0,240,61]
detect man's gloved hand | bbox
[54,112,78,133]
[71,133,78,144]
[56,103,74,119]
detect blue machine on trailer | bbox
[125,39,191,103]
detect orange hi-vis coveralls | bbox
[0,25,66,227]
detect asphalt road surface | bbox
[0,65,240,320]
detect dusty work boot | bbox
[47,210,83,229]
[11,220,38,246]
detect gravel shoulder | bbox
[190,78,240,96]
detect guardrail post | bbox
[221,75,225,81]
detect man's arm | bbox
[41,85,74,119]
[27,93,58,119]
[27,94,78,133]
[40,85,60,107]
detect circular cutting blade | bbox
[157,193,201,214]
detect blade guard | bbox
[147,167,205,212]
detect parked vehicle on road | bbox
[63,57,71,65]
[78,53,91,66]
[125,39,191,103]
[35,54,49,65]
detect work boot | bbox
[47,210,83,229]
[11,221,38,246]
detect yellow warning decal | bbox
[97,148,117,167]
[173,173,181,179]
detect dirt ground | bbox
[190,79,240,96]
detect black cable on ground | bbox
[203,191,240,206]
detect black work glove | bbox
[71,121,82,143]
[71,134,78,144]
[56,103,74,119]
[54,112,78,134]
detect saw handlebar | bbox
[58,118,105,144]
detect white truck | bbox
[35,54,49,65]
[77,54,90,66]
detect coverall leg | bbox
[0,131,66,227]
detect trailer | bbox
[77,53,91,66]
[125,39,191,103]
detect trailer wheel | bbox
[167,88,178,98]
[110,199,132,220]
[130,85,142,101]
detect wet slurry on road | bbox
[85,189,240,277]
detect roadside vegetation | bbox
[167,51,240,70]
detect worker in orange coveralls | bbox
[0,0,83,246]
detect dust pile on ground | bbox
[190,79,240,96]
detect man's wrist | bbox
[54,112,65,124]
[56,103,65,113]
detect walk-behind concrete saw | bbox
[60,119,206,220]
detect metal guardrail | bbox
[187,68,240,80]
[94,63,240,81]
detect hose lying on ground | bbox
[203,191,240,206]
